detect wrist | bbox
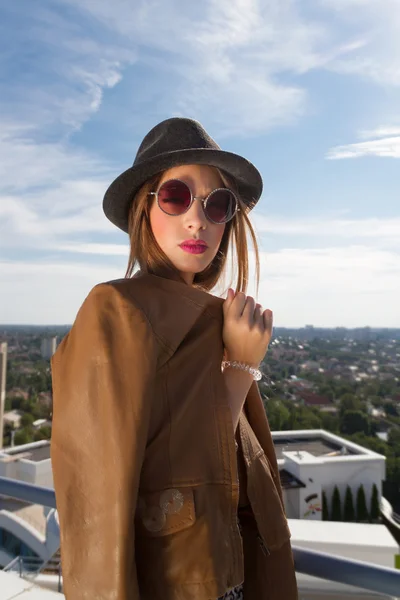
[222,360,262,381]
[224,355,261,369]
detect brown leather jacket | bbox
[50,270,298,599]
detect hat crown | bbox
[135,117,221,166]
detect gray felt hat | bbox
[103,117,263,233]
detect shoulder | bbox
[54,279,156,361]
[78,278,150,323]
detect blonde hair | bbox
[125,168,260,295]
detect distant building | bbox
[3,411,22,430]
[32,418,52,430]
[40,337,57,360]
[298,391,334,408]
[0,342,8,450]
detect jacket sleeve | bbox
[50,283,156,599]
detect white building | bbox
[40,338,57,361]
[0,441,58,570]
[274,429,385,521]
[0,440,53,489]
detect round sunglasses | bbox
[149,178,240,224]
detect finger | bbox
[229,291,247,320]
[223,288,235,315]
[242,295,256,325]
[263,309,273,334]
[254,303,263,326]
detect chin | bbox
[176,257,212,274]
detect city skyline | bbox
[0,0,399,327]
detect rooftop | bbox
[1,442,51,463]
[273,436,357,460]
[0,497,48,537]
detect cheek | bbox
[149,202,168,245]
[213,224,226,247]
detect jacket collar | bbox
[133,269,224,320]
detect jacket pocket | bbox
[135,487,196,537]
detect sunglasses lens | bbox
[206,190,237,223]
[157,180,191,215]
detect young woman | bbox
[50,118,298,600]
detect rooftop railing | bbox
[0,476,399,599]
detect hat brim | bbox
[103,148,263,233]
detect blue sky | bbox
[1,0,399,327]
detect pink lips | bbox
[179,239,208,255]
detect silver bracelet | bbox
[221,360,262,381]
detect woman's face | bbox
[149,164,226,285]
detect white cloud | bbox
[320,0,400,86]
[44,0,400,137]
[253,214,400,241]
[244,245,400,328]
[0,123,119,248]
[1,0,400,326]
[47,0,364,136]
[58,243,129,255]
[326,136,400,159]
[0,4,135,137]
[2,244,399,326]
[359,126,400,139]
[0,260,122,325]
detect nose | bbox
[184,198,207,231]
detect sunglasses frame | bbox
[149,178,240,224]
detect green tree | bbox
[343,486,355,522]
[320,413,340,433]
[347,432,388,455]
[370,483,380,522]
[33,426,52,442]
[331,486,342,521]
[21,413,35,427]
[339,394,361,418]
[319,385,335,401]
[356,484,369,522]
[14,428,34,446]
[322,491,329,521]
[384,402,399,417]
[388,428,400,457]
[341,410,370,435]
[264,400,290,430]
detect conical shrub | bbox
[356,484,369,522]
[331,486,342,521]
[344,485,355,522]
[370,483,380,522]
[322,490,329,521]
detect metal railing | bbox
[4,555,63,593]
[1,476,399,598]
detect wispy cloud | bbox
[46,0,370,136]
[320,0,400,86]
[0,3,135,136]
[254,215,400,239]
[327,132,400,159]
[359,126,400,139]
[0,122,117,248]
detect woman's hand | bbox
[222,289,273,367]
